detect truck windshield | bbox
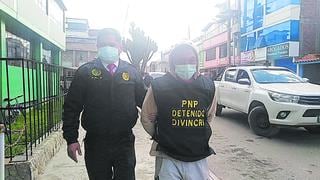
[251,69,303,84]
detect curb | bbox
[5,128,64,180]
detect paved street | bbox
[38,108,320,180]
[208,109,320,180]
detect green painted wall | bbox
[0,5,64,110]
[52,50,61,65]
[2,66,37,103]
[1,65,59,106]
[0,21,61,107]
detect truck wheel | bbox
[304,127,320,134]
[248,106,280,137]
[216,104,223,116]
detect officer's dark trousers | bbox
[84,131,136,180]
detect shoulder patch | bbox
[122,60,139,71]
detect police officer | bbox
[62,28,146,180]
[141,43,216,180]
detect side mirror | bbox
[302,78,310,82]
[238,78,251,85]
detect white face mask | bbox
[175,64,197,80]
[98,46,119,64]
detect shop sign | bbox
[241,51,255,64]
[267,43,289,60]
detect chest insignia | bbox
[122,72,130,81]
[91,68,102,79]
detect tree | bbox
[123,23,158,74]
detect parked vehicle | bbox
[143,72,166,87]
[215,66,320,137]
[149,72,166,79]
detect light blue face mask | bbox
[175,64,197,80]
[98,46,119,64]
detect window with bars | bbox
[6,32,31,67]
[219,43,228,58]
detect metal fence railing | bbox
[0,58,75,162]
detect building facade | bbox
[198,24,239,79]
[147,48,170,73]
[0,0,66,104]
[196,0,241,79]
[240,0,320,83]
[196,0,320,83]
[1,0,66,61]
[240,0,301,72]
[61,18,98,69]
[294,0,320,84]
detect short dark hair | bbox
[169,43,199,71]
[97,28,121,45]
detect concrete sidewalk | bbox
[38,121,155,180]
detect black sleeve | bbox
[62,69,86,145]
[204,77,215,104]
[135,71,147,108]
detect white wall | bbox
[265,5,300,27]
[0,0,66,49]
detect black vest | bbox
[152,73,215,162]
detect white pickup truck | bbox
[215,66,320,137]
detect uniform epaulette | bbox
[122,60,138,70]
[77,59,97,71]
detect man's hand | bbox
[67,142,82,163]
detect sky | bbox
[64,0,220,54]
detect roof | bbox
[202,22,215,32]
[294,54,320,63]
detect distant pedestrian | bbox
[42,56,48,63]
[141,43,217,180]
[143,72,154,87]
[62,28,146,180]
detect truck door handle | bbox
[220,85,225,88]
[232,87,237,90]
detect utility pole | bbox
[232,0,242,66]
[237,0,241,65]
[227,0,232,66]
[187,25,191,40]
[233,34,236,66]
[217,0,241,66]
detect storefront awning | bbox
[294,54,320,63]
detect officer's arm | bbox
[62,69,86,145]
[135,72,147,108]
[141,87,157,136]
